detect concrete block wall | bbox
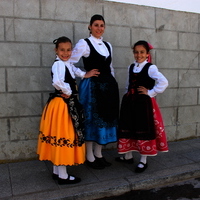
[0,0,199,162]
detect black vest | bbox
[128,63,155,94]
[82,38,112,74]
[51,60,77,94]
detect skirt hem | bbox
[118,149,169,156]
[38,157,85,166]
[85,139,117,145]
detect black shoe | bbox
[95,156,112,167]
[115,156,134,164]
[52,173,59,180]
[135,162,148,173]
[85,159,105,169]
[58,175,81,185]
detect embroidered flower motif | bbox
[146,146,151,150]
[160,142,164,147]
[39,132,77,147]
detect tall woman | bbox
[70,14,119,169]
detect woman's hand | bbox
[84,69,100,78]
[60,94,70,99]
[137,86,148,95]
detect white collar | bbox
[89,35,103,44]
[56,55,70,65]
[134,60,148,68]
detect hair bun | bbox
[53,39,58,44]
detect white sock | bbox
[86,141,95,162]
[94,143,103,158]
[138,155,147,168]
[124,152,133,160]
[53,165,58,175]
[58,165,68,179]
[140,155,147,164]
[58,166,75,180]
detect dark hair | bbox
[53,36,72,49]
[89,14,105,26]
[132,40,150,53]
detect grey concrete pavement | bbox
[1,138,200,200]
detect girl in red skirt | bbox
[37,36,99,184]
[116,40,168,173]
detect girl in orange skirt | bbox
[116,40,169,173]
[37,36,99,184]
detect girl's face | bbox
[89,20,105,39]
[133,45,149,63]
[55,42,72,61]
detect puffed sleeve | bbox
[148,65,168,97]
[52,61,72,95]
[71,63,86,78]
[125,65,130,93]
[107,42,115,77]
[70,39,90,64]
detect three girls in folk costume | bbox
[37,36,99,184]
[70,14,119,169]
[116,40,169,173]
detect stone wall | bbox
[0,0,199,162]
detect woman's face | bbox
[133,45,149,63]
[89,20,105,39]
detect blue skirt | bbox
[79,77,118,145]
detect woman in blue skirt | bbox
[70,14,119,169]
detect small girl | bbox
[116,40,169,173]
[37,36,99,184]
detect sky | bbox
[105,0,200,14]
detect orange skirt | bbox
[37,97,85,166]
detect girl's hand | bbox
[84,69,100,78]
[137,86,148,95]
[61,94,70,99]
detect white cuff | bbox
[148,89,157,98]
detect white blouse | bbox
[126,60,168,97]
[52,56,86,95]
[70,35,115,76]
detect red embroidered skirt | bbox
[117,98,168,156]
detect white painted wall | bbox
[105,0,200,14]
